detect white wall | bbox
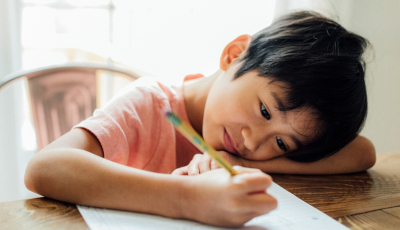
[0,0,38,202]
[333,0,400,155]
[0,0,22,201]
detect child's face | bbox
[203,64,319,161]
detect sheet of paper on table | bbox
[77,182,349,230]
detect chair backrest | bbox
[0,62,142,150]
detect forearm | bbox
[242,135,376,175]
[242,155,361,175]
[24,130,277,227]
[25,149,278,227]
[25,149,186,218]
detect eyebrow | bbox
[290,134,304,150]
[270,91,288,111]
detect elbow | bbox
[360,137,376,171]
[347,135,376,172]
[24,157,40,194]
[364,147,376,170]
[24,154,49,195]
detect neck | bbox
[183,70,222,135]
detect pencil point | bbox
[163,107,172,117]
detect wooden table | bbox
[1,153,399,230]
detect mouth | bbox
[223,129,240,155]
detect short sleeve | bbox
[75,77,177,172]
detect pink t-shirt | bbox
[75,75,202,174]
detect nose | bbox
[241,126,267,152]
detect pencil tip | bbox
[163,107,172,116]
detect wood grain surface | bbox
[383,206,400,219]
[0,197,88,230]
[272,153,400,229]
[1,153,399,230]
[337,209,400,230]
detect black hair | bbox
[234,11,369,162]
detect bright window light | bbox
[21,0,276,84]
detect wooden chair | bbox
[0,62,142,151]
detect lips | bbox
[223,129,239,155]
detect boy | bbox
[25,11,375,227]
[173,11,375,176]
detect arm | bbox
[25,128,276,227]
[244,135,376,174]
[175,135,376,175]
[25,128,184,217]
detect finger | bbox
[188,154,203,176]
[225,193,277,225]
[199,153,212,173]
[210,159,221,170]
[242,193,278,214]
[233,165,262,174]
[171,166,188,175]
[232,171,273,194]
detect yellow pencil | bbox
[165,111,238,175]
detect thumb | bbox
[210,160,221,170]
[171,166,189,175]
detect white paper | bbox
[78,182,349,230]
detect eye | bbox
[260,103,271,120]
[276,137,287,152]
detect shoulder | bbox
[104,77,177,109]
[116,77,168,99]
[82,76,185,128]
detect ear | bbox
[220,34,252,71]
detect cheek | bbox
[202,105,221,148]
[202,97,233,150]
[249,140,283,161]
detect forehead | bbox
[254,75,291,109]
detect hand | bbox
[172,151,244,175]
[180,166,277,227]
